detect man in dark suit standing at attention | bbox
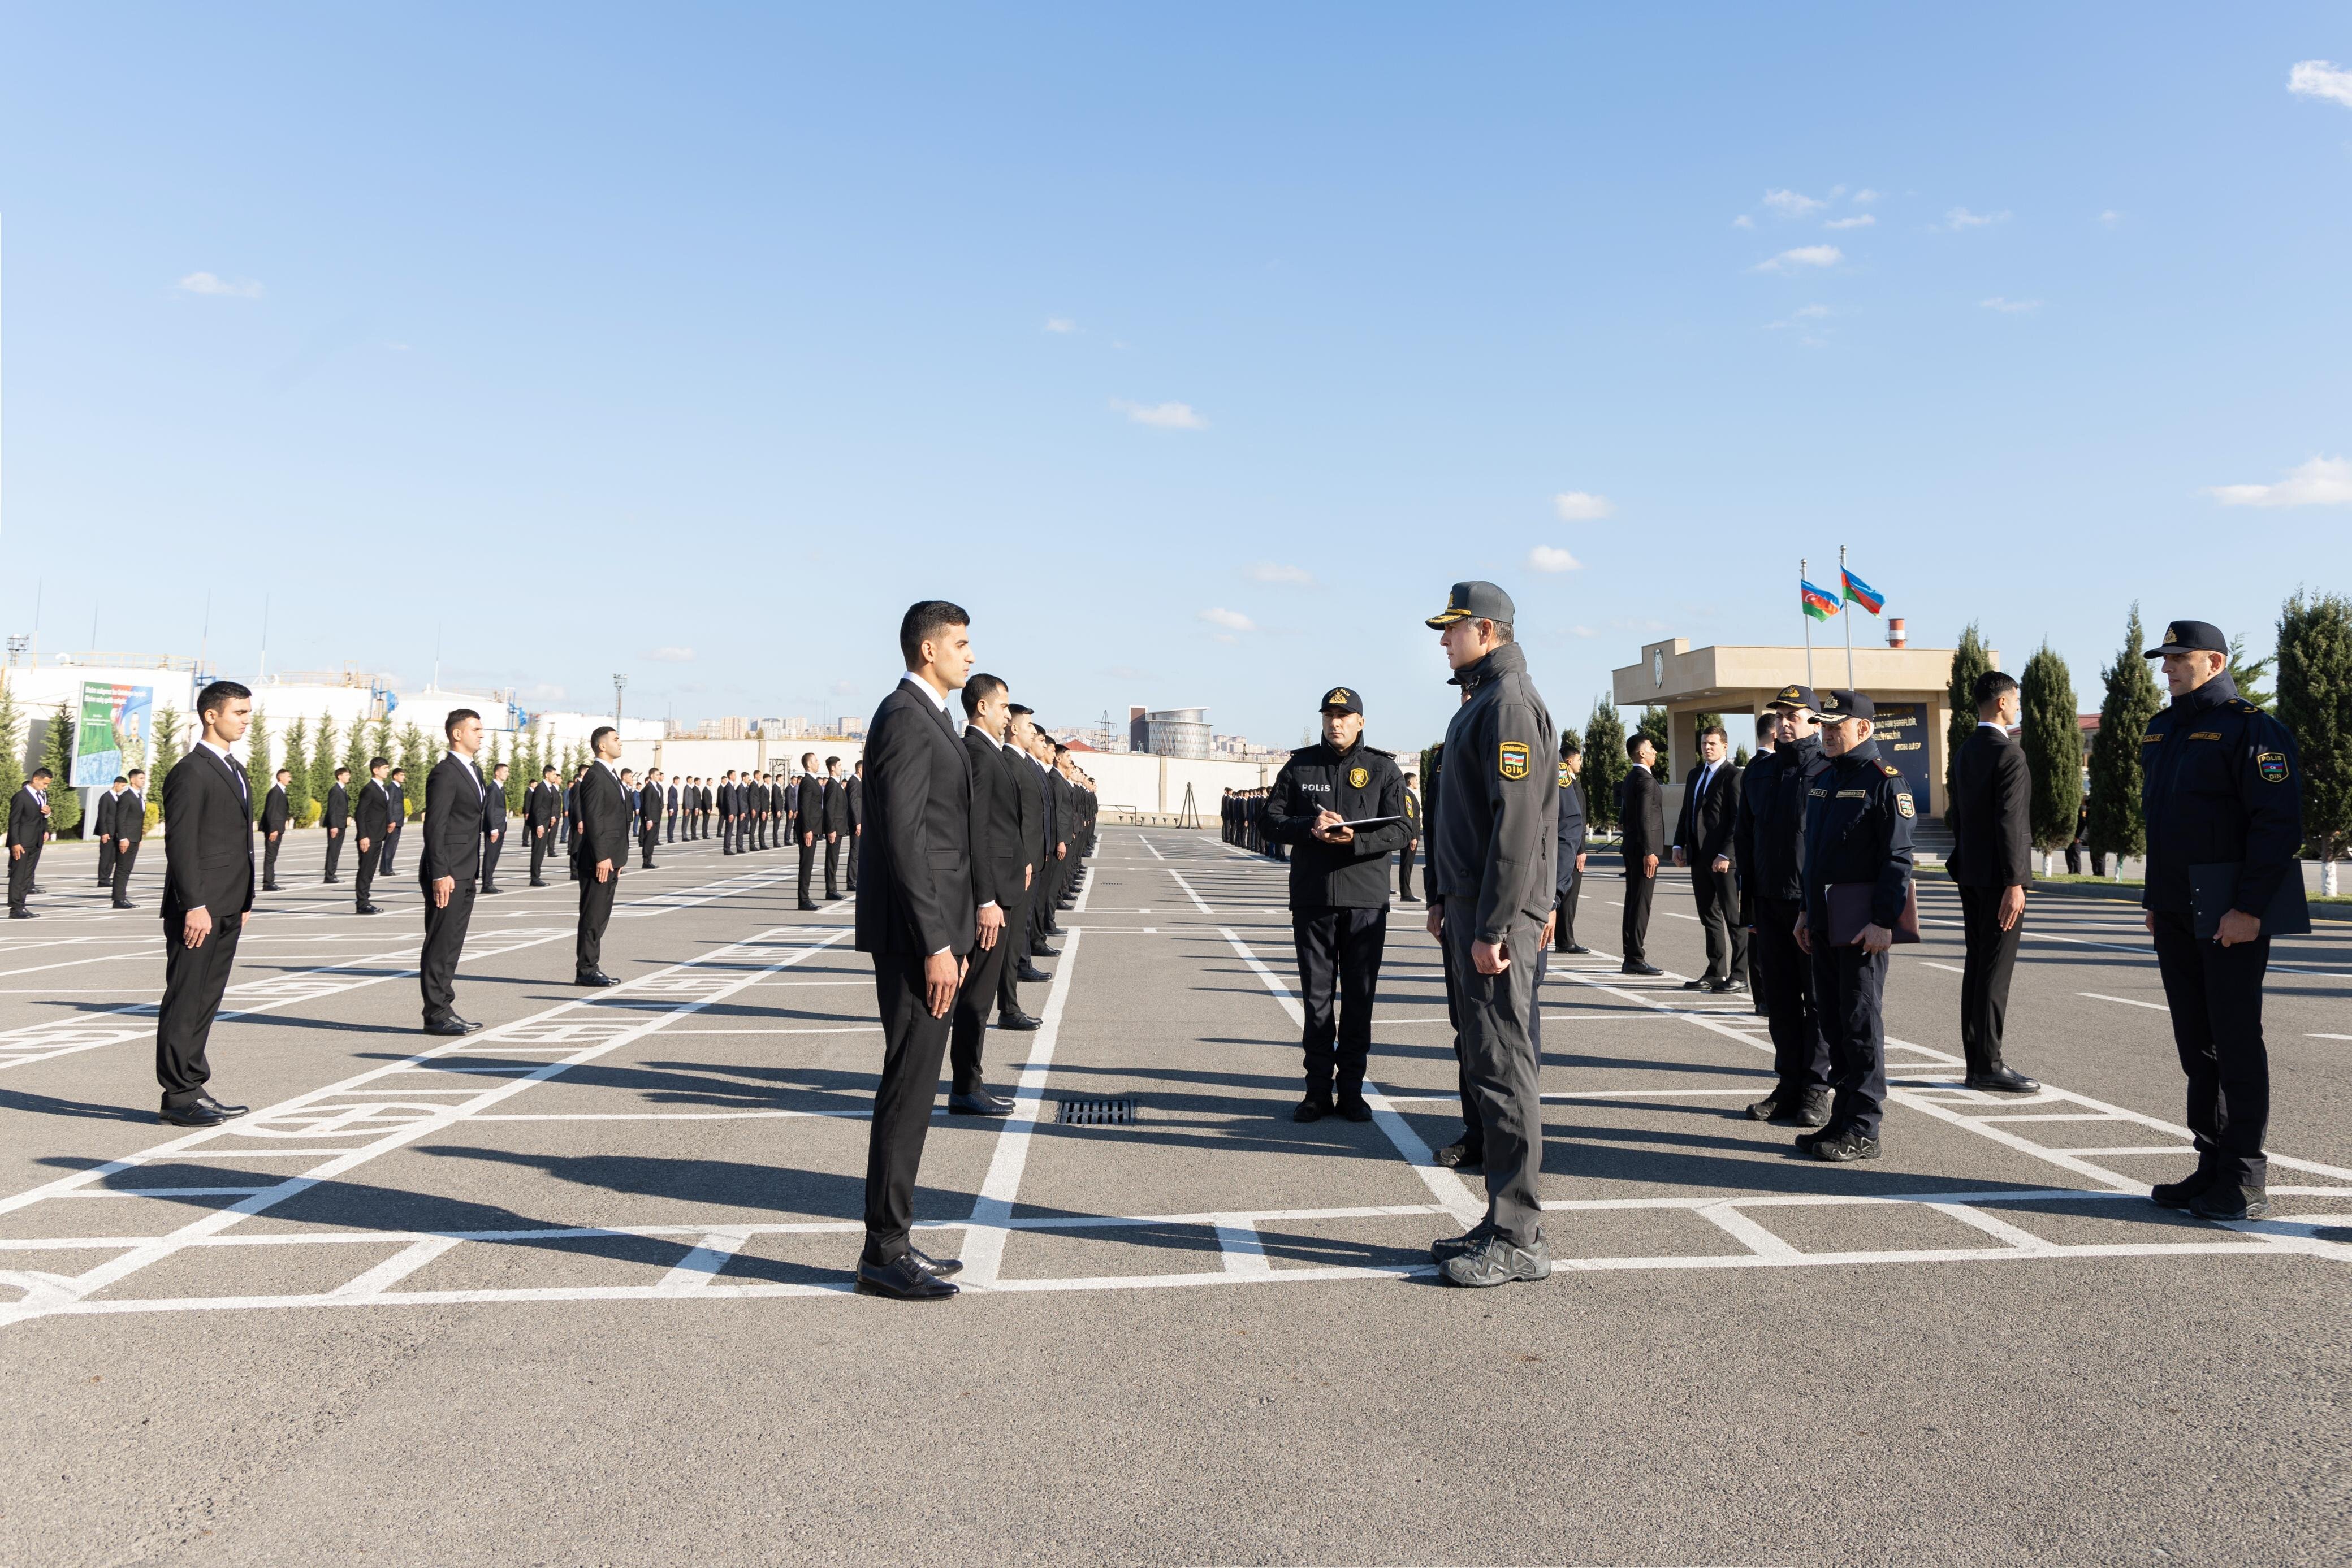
[109,768,149,909]
[480,760,510,893]
[260,768,292,891]
[381,766,407,874]
[1948,670,2039,1093]
[822,756,851,899]
[1672,724,1745,993]
[797,752,824,910]
[1619,734,1666,976]
[353,757,393,915]
[845,761,863,890]
[948,673,1028,1115]
[638,769,665,869]
[155,681,258,1125]
[1554,738,1589,954]
[96,777,126,888]
[854,600,980,1300]
[7,765,54,918]
[572,726,630,987]
[526,765,560,885]
[321,765,351,882]
[717,769,737,855]
[420,710,488,1035]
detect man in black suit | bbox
[572,726,630,986]
[524,766,558,885]
[96,777,126,887]
[1619,735,1666,975]
[6,765,54,918]
[854,600,980,1300]
[948,674,1030,1114]
[381,766,407,874]
[795,752,824,909]
[1672,724,1745,993]
[822,756,850,899]
[1014,716,1062,961]
[845,763,863,890]
[109,769,148,908]
[321,766,351,882]
[258,767,293,891]
[155,681,257,1125]
[1554,738,1589,954]
[1002,708,1053,993]
[715,769,735,855]
[353,758,394,913]
[480,760,511,893]
[420,710,489,1035]
[1948,670,2040,1093]
[638,768,665,869]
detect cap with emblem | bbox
[2143,620,2228,659]
[1425,580,1516,630]
[1768,682,1819,713]
[1320,686,1364,714]
[1816,688,1876,720]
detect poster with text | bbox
[72,682,153,789]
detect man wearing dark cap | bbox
[2138,619,2303,1222]
[1262,686,1415,1121]
[1791,690,1914,1161]
[1732,685,1833,1126]
[1422,582,1559,1287]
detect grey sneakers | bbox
[1436,1232,1553,1288]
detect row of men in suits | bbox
[92,772,150,909]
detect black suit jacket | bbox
[846,776,863,829]
[160,748,254,923]
[117,788,148,844]
[421,754,486,885]
[1621,766,1667,864]
[1674,761,1741,864]
[638,782,664,830]
[823,777,851,833]
[962,729,1027,909]
[573,764,630,878]
[855,681,975,957]
[95,791,119,840]
[482,779,508,834]
[6,786,49,848]
[525,781,559,830]
[323,782,349,830]
[355,777,394,840]
[1949,726,2033,887]
[261,785,291,833]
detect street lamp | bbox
[613,673,628,722]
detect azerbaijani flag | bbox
[1801,579,1841,621]
[1841,567,1884,616]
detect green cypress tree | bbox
[309,714,340,815]
[244,708,274,820]
[2277,590,2352,895]
[1583,699,1628,831]
[152,705,184,786]
[40,704,83,836]
[397,722,430,819]
[2084,605,2163,872]
[2225,634,2274,711]
[1636,705,1671,760]
[2020,643,2082,868]
[342,716,372,787]
[371,717,394,773]
[502,733,526,815]
[283,717,314,824]
[1945,622,1994,810]
[0,677,24,809]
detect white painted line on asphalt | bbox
[1138,833,1166,861]
[332,1237,461,1298]
[659,1232,749,1292]
[1919,961,1966,975]
[1164,869,1214,914]
[957,928,1086,1291]
[1213,1216,1273,1275]
[2080,991,2168,1011]
[1928,1202,2060,1254]
[1696,1201,1798,1257]
[2307,1034,2352,1042]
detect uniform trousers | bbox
[1690,863,1745,983]
[1397,839,1417,901]
[1437,928,1480,1154]
[379,832,399,876]
[8,840,41,909]
[798,838,819,901]
[353,840,379,908]
[1956,884,2023,1074]
[528,829,551,883]
[949,917,1017,1094]
[97,835,116,886]
[1809,937,1889,1137]
[846,832,858,890]
[639,826,659,869]
[479,833,503,890]
[2150,910,2271,1187]
[156,915,242,1106]
[1439,902,1545,1245]
[262,833,283,887]
[1291,906,1388,1098]
[1753,895,1828,1094]
[995,886,1032,1016]
[575,868,616,974]
[1553,872,1581,951]
[111,844,140,903]
[665,811,677,843]
[1621,865,1656,964]
[864,950,956,1263]
[721,817,736,855]
[419,882,475,1023]
[823,837,842,899]
[1028,871,1056,954]
[322,828,344,880]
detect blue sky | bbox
[3,6,2348,751]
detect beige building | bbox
[1610,622,1991,820]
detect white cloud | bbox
[1731,214,1755,229]
[521,682,567,702]
[1851,188,1882,205]
[1247,562,1315,586]
[2206,456,2352,508]
[174,271,263,298]
[2098,209,2124,228]
[1824,214,1875,229]
[1553,491,1615,521]
[1795,304,1832,318]
[1979,297,2044,313]
[1528,545,1582,573]
[1110,397,1206,430]
[1198,607,1255,631]
[830,678,859,696]
[1763,188,1825,217]
[1939,207,2011,231]
[1570,625,1600,639]
[1753,245,1842,274]
[1045,317,1076,333]
[643,646,694,663]
[2289,60,2352,109]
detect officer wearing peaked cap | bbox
[1261,685,1415,1121]
[2138,619,2303,1222]
[1792,688,1914,1163]
[1733,682,1834,1128]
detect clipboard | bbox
[2189,862,2311,941]
[1824,882,1921,946]
[1333,815,1405,831]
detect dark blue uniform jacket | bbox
[2139,673,2302,920]
[1799,738,1915,930]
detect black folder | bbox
[1825,881,1921,946]
[2189,862,2311,941]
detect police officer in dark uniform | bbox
[1261,686,1415,1122]
[2138,619,2302,1222]
[1554,736,1589,954]
[1733,684,1833,1128]
[1792,689,1913,1162]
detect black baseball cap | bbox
[2144,620,2227,658]
[1817,688,1876,720]
[1320,685,1364,714]
[1767,683,1819,713]
[1425,580,1515,629]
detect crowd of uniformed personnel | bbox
[1220,786,1286,860]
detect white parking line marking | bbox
[2080,992,2168,1011]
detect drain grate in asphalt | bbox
[1056,1096,1139,1127]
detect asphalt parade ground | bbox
[2,828,2346,1566]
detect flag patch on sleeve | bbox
[1498,743,1529,780]
[2258,752,2289,783]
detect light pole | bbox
[613,673,628,723]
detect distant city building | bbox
[1211,733,1289,763]
[1131,706,1210,760]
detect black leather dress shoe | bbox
[8,908,35,919]
[113,900,136,909]
[481,884,504,895]
[1564,943,1593,955]
[996,1008,1043,1030]
[357,904,383,915]
[909,1246,964,1277]
[423,1017,474,1036]
[1292,1095,1332,1123]
[159,1095,249,1127]
[1032,941,1061,958]
[575,969,619,987]
[855,1254,957,1299]
[530,878,548,887]
[1621,960,1662,976]
[1681,978,1715,991]
[798,899,819,911]
[948,1090,1014,1116]
[1964,1066,2040,1094]
[2150,1168,2218,1210]
[263,882,281,893]
[1015,962,1051,983]
[1337,1095,1374,1124]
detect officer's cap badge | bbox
[1498,742,1530,780]
[1347,766,1369,789]
[2258,752,2289,783]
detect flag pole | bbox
[1801,556,1814,686]
[1840,543,1856,686]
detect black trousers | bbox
[996,887,1032,1016]
[97,835,115,886]
[8,841,40,908]
[529,829,551,882]
[111,843,140,902]
[823,837,842,899]
[865,950,954,1262]
[322,828,344,880]
[1029,872,1055,953]
[1441,902,1546,1245]
[1398,839,1416,900]
[480,833,503,890]
[354,839,379,908]
[1754,895,1828,1095]
[949,917,1018,1094]
[576,869,616,974]
[722,817,736,854]
[262,833,283,887]
[380,832,399,876]
[1691,863,1746,982]
[1810,935,1889,1138]
[846,831,858,890]
[798,837,818,900]
[1621,866,1656,964]
[1554,871,1580,950]
[640,827,659,868]
[1956,883,2024,1074]
[2150,909,2271,1186]
[419,882,475,1023]
[157,915,242,1106]
[1291,906,1389,1098]
[665,811,676,843]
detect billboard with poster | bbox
[1871,700,1933,815]
[71,681,154,789]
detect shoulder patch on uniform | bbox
[1896,793,1914,817]
[2258,751,2289,783]
[1880,763,1900,776]
[1557,763,1571,787]
[1498,743,1529,781]
[1347,766,1369,789]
